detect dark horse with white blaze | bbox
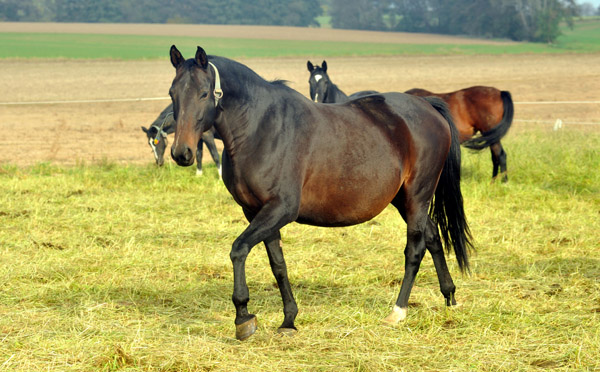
[307,60,377,103]
[406,87,514,182]
[141,103,221,176]
[169,45,473,341]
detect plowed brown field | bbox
[1,24,599,167]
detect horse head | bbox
[141,125,168,166]
[307,60,331,103]
[169,45,221,167]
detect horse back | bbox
[349,93,451,145]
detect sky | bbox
[583,0,600,6]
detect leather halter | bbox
[208,62,223,107]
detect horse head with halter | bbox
[169,45,223,167]
[141,112,172,166]
[307,60,331,103]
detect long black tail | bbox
[424,97,473,273]
[463,91,514,150]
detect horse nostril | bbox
[171,145,194,166]
[184,147,193,163]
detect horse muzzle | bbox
[171,144,195,167]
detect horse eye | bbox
[200,92,208,99]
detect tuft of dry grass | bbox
[0,127,599,371]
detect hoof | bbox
[446,293,457,307]
[277,327,297,337]
[382,305,407,325]
[235,316,257,341]
[196,169,203,177]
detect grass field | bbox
[1,127,599,371]
[1,18,599,59]
[0,33,539,59]
[1,17,599,372]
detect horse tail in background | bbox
[462,90,514,150]
[424,96,473,273]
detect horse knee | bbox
[230,242,250,264]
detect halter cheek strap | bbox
[208,62,223,107]
[152,112,172,145]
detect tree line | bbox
[0,0,322,27]
[329,0,581,43]
[0,0,594,43]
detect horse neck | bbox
[152,110,175,134]
[327,84,348,103]
[212,65,290,159]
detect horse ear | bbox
[170,45,184,68]
[141,126,149,133]
[307,61,314,72]
[322,61,327,72]
[195,46,209,69]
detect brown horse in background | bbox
[405,86,514,182]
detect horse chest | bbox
[226,179,261,211]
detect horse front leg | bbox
[195,137,204,176]
[203,131,222,178]
[230,201,298,341]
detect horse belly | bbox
[297,159,402,227]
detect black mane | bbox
[208,56,289,88]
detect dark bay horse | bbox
[307,60,377,103]
[141,103,221,176]
[405,87,514,182]
[169,45,472,340]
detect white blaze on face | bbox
[149,139,159,161]
[313,74,323,102]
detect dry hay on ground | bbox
[1,53,599,167]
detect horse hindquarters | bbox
[462,90,514,150]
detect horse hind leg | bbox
[424,218,457,306]
[490,142,508,183]
[384,207,459,325]
[384,199,429,325]
[498,142,508,183]
[490,142,501,181]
